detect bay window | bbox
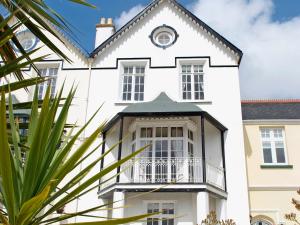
[129,120,197,183]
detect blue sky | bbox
[44,0,300,98]
[46,0,300,52]
[1,0,299,98]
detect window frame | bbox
[260,127,288,165]
[120,64,146,102]
[36,66,59,100]
[179,63,206,102]
[144,201,176,225]
[130,119,197,159]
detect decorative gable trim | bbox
[90,0,243,65]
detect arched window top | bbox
[252,221,272,225]
[251,215,274,225]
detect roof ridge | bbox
[241,99,300,104]
[90,0,243,61]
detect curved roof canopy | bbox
[103,92,227,132]
[122,92,202,114]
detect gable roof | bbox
[241,100,300,120]
[122,92,202,114]
[90,0,243,64]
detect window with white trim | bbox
[181,64,204,100]
[147,202,175,225]
[134,125,193,183]
[260,128,287,164]
[37,67,58,100]
[121,65,145,101]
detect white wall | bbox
[87,2,249,224]
[125,192,196,225]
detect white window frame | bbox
[129,118,197,183]
[144,200,176,225]
[260,127,288,165]
[129,118,197,158]
[37,67,59,100]
[180,63,205,101]
[120,64,145,102]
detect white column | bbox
[196,192,210,224]
[112,191,125,219]
[99,198,108,220]
[216,199,227,221]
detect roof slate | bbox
[122,92,202,113]
[241,102,300,120]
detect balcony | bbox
[121,157,225,189]
[99,93,228,195]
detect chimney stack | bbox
[95,17,115,48]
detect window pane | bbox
[156,127,161,137]
[162,127,168,137]
[273,128,283,138]
[188,130,193,140]
[141,140,152,157]
[134,75,144,101]
[182,73,192,100]
[171,127,176,137]
[275,142,286,163]
[171,140,183,157]
[122,75,132,101]
[147,203,159,213]
[37,67,58,100]
[188,142,194,157]
[171,127,183,137]
[194,65,203,72]
[162,203,174,214]
[141,128,146,138]
[147,128,153,137]
[194,74,204,100]
[261,128,270,138]
[263,142,272,163]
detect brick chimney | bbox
[95,17,115,48]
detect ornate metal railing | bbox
[120,157,225,189]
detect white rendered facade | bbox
[9,0,250,224]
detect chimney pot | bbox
[107,18,113,25]
[100,17,106,24]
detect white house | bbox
[85,0,250,224]
[9,0,250,224]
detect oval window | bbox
[12,30,38,52]
[157,32,171,45]
[150,25,178,49]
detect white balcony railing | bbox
[120,157,225,190]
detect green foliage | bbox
[0,3,153,224]
[0,84,152,225]
[0,0,95,63]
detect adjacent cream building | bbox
[242,100,300,225]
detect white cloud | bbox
[190,0,300,99]
[115,4,145,29]
[115,1,300,99]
